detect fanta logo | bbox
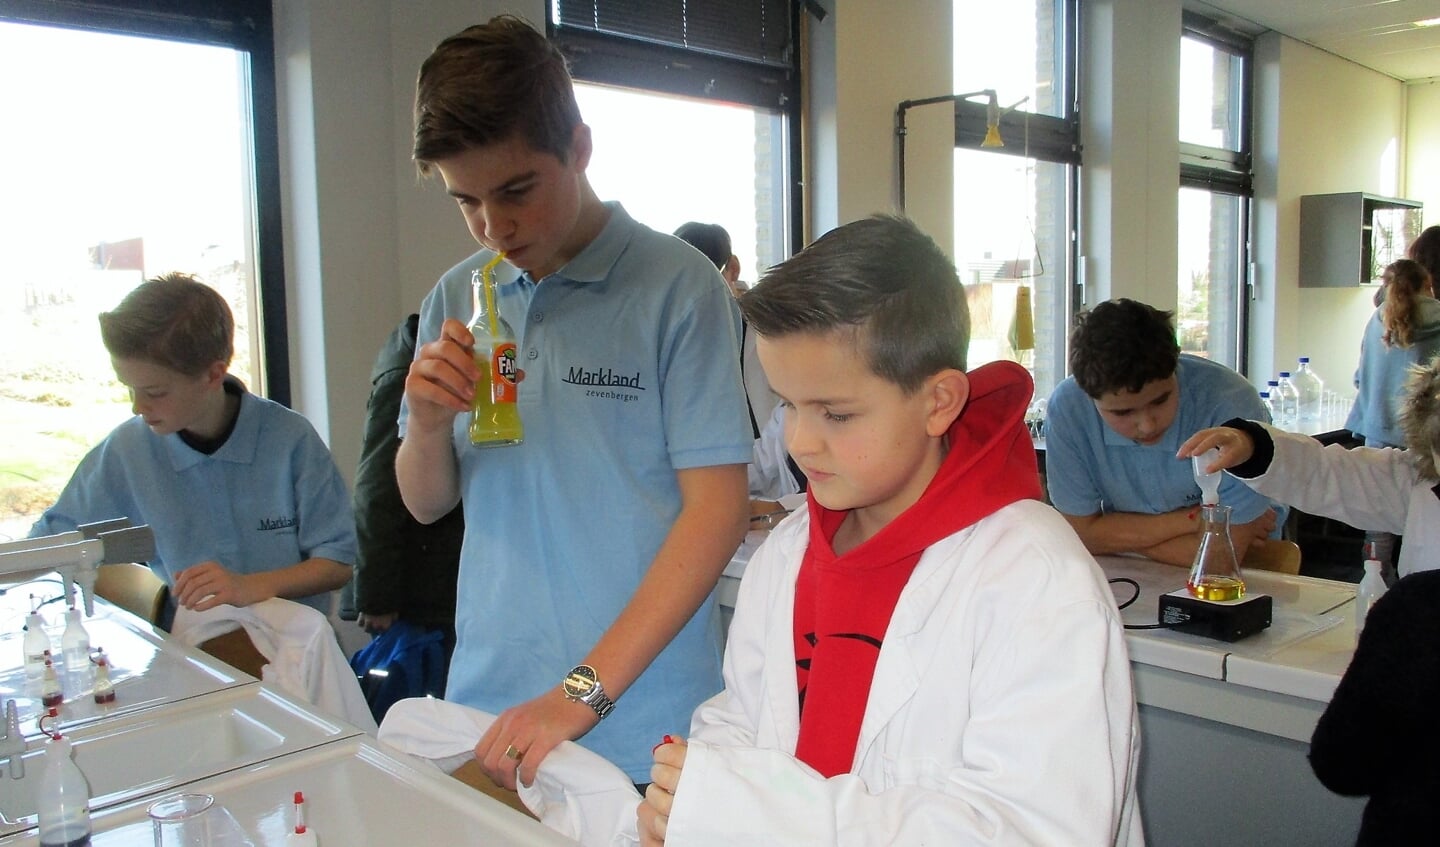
[496,347,518,382]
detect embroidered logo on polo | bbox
[257,515,297,532]
[563,364,646,404]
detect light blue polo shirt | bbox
[32,387,357,614]
[1045,354,1284,529]
[403,203,752,782]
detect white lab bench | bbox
[0,584,574,846]
[717,536,1366,847]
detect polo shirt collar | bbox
[522,201,633,286]
[165,387,259,470]
[1099,421,1182,453]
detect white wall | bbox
[806,0,952,252]
[272,0,538,483]
[1253,35,1406,391]
[1080,0,1181,311]
[1405,77,1440,227]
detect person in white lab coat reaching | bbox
[639,215,1143,846]
[1180,352,1440,583]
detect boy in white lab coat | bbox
[640,216,1144,846]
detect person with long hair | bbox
[1340,258,1440,573]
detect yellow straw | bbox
[478,252,505,338]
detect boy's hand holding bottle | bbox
[405,319,483,429]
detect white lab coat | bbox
[669,499,1143,847]
[172,599,378,734]
[378,698,641,847]
[1241,424,1440,578]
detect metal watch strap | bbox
[585,689,615,720]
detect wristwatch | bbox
[562,664,615,719]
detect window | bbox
[0,1,285,541]
[1178,14,1252,370]
[550,0,801,274]
[952,0,1080,402]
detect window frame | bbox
[0,0,290,404]
[950,0,1081,393]
[1179,11,1255,374]
[549,1,804,259]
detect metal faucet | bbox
[0,521,155,616]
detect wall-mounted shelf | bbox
[1299,192,1423,287]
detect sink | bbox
[0,737,578,847]
[0,608,254,739]
[0,686,359,835]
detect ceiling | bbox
[1194,0,1440,81]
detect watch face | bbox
[564,665,598,699]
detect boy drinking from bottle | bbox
[396,16,751,794]
[639,216,1142,846]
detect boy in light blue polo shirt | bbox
[1045,298,1284,567]
[31,273,355,621]
[396,17,751,791]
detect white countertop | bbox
[1095,554,1355,703]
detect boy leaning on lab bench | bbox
[30,272,355,624]
[639,215,1143,846]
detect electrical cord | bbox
[1109,577,1187,631]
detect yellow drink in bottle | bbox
[468,254,523,448]
[470,345,523,447]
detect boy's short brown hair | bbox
[99,272,234,377]
[413,15,582,172]
[1068,298,1180,398]
[739,215,968,393]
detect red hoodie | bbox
[792,360,1043,777]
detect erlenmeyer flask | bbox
[1187,504,1245,601]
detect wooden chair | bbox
[92,562,169,626]
[448,759,539,820]
[1244,539,1302,575]
[196,628,269,679]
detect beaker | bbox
[149,792,213,847]
[1187,503,1245,602]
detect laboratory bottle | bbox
[37,731,92,847]
[41,657,64,709]
[1356,558,1387,640]
[1264,381,1283,425]
[467,266,524,448]
[286,791,318,846]
[1259,391,1277,422]
[61,608,90,675]
[1187,503,1246,602]
[90,650,115,705]
[1191,447,1222,506]
[1273,372,1299,428]
[25,607,52,679]
[1292,357,1325,422]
